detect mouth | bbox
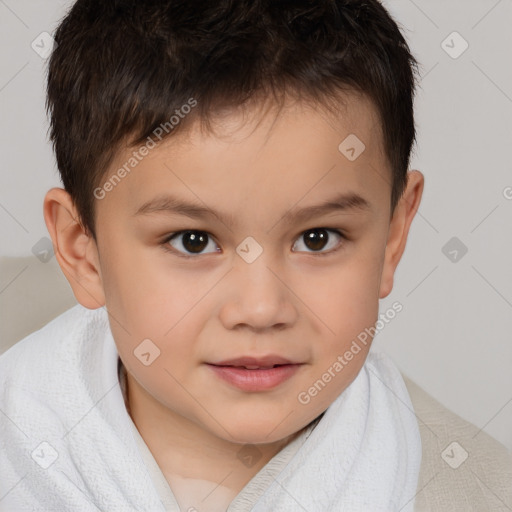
[209,355,300,368]
[206,363,303,391]
[216,364,285,370]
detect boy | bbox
[0,1,510,511]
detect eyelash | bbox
[160,228,347,259]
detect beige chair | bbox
[1,256,511,511]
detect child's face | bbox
[79,93,417,443]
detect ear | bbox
[43,187,105,309]
[379,170,424,299]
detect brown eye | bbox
[166,230,219,255]
[304,229,329,251]
[292,228,344,254]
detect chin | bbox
[213,420,296,446]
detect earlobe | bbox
[379,170,424,299]
[43,187,106,309]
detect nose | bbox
[219,251,298,332]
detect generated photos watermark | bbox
[297,301,403,405]
[93,97,198,200]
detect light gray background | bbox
[0,0,511,451]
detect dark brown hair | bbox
[46,0,420,239]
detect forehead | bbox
[98,91,391,224]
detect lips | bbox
[206,360,303,391]
[209,355,298,369]
[206,355,304,391]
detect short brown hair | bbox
[46,0,420,240]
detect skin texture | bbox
[43,91,424,509]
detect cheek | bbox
[293,259,382,412]
[99,240,206,371]
[298,253,382,343]
[98,235,185,326]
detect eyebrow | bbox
[133,191,371,227]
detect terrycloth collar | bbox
[0,304,421,511]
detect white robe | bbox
[0,304,421,511]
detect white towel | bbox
[0,304,422,512]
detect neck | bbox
[124,369,302,494]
